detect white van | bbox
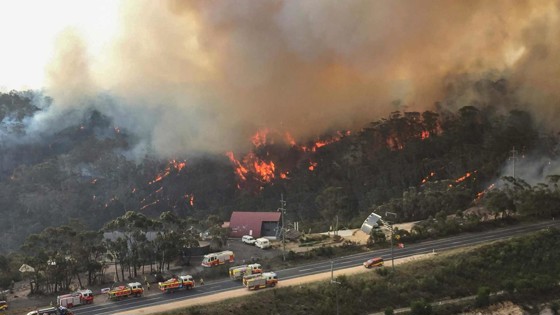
[242,235,256,245]
[255,238,271,249]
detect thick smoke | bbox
[30,0,560,158]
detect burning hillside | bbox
[225,129,351,190]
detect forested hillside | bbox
[0,81,556,253]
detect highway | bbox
[73,219,560,315]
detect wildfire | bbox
[253,157,276,182]
[420,171,436,184]
[309,161,318,171]
[420,130,430,140]
[91,179,97,184]
[148,159,187,184]
[455,172,473,183]
[226,151,248,181]
[303,130,350,152]
[251,128,270,147]
[114,126,120,133]
[284,132,297,147]
[227,129,349,188]
[475,183,496,201]
[184,193,195,206]
[140,200,159,211]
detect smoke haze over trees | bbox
[1,75,560,253]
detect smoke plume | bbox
[34,0,560,158]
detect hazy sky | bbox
[1,0,559,157]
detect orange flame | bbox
[184,193,195,206]
[309,161,318,171]
[475,183,496,201]
[226,151,278,183]
[420,130,430,140]
[252,156,276,182]
[455,172,472,183]
[226,151,248,181]
[148,159,187,184]
[284,132,297,147]
[420,171,436,184]
[251,128,270,147]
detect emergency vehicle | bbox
[57,289,94,308]
[158,275,195,293]
[107,282,144,300]
[201,250,234,267]
[243,272,278,290]
[229,263,262,280]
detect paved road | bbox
[73,219,560,315]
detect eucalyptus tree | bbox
[104,211,158,279]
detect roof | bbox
[229,211,281,238]
[360,212,381,235]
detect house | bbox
[229,211,282,238]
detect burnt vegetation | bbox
[1,78,560,292]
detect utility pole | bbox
[382,211,398,272]
[331,260,340,315]
[510,146,518,178]
[278,194,287,261]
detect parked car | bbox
[242,235,256,245]
[255,238,271,249]
[0,300,7,311]
[363,257,384,268]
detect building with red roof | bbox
[229,211,282,238]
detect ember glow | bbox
[476,183,496,201]
[420,171,436,184]
[148,159,187,185]
[302,130,351,152]
[455,172,473,183]
[184,193,195,206]
[309,161,318,171]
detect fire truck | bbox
[229,263,262,280]
[57,289,94,308]
[243,272,278,290]
[201,250,234,267]
[158,275,195,293]
[107,282,144,300]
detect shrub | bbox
[475,286,491,307]
[410,299,432,315]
